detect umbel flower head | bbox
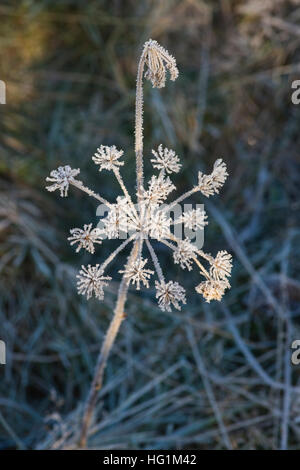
[46,39,232,310]
[143,39,179,88]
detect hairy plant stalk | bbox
[166,187,198,211]
[78,242,138,448]
[113,168,138,217]
[100,233,136,272]
[146,239,164,283]
[72,179,111,207]
[192,256,210,279]
[135,54,146,199]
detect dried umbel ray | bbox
[46,39,232,447]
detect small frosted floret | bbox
[195,279,230,303]
[141,172,176,204]
[46,165,80,197]
[147,206,172,240]
[119,257,154,290]
[102,197,138,239]
[68,224,103,254]
[92,145,124,172]
[151,145,181,174]
[143,39,179,89]
[173,238,196,271]
[77,264,111,300]
[210,250,232,281]
[179,208,208,231]
[197,159,228,197]
[155,280,186,312]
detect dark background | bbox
[0,0,300,450]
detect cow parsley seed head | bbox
[151,145,181,174]
[68,224,103,254]
[46,165,80,197]
[76,264,111,300]
[179,208,208,231]
[119,258,154,290]
[46,39,232,308]
[197,159,228,197]
[44,41,234,447]
[173,238,197,271]
[92,145,124,171]
[155,280,186,312]
[143,39,179,89]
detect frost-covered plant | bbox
[46,39,232,447]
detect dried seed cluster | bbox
[46,39,232,309]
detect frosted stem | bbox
[165,187,198,211]
[113,168,138,218]
[135,54,146,201]
[146,239,165,283]
[71,180,111,207]
[168,233,210,278]
[161,237,210,280]
[196,249,213,264]
[78,241,139,448]
[101,233,136,272]
[192,256,210,279]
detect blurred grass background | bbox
[0,0,300,450]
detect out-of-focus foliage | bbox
[0,0,300,450]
